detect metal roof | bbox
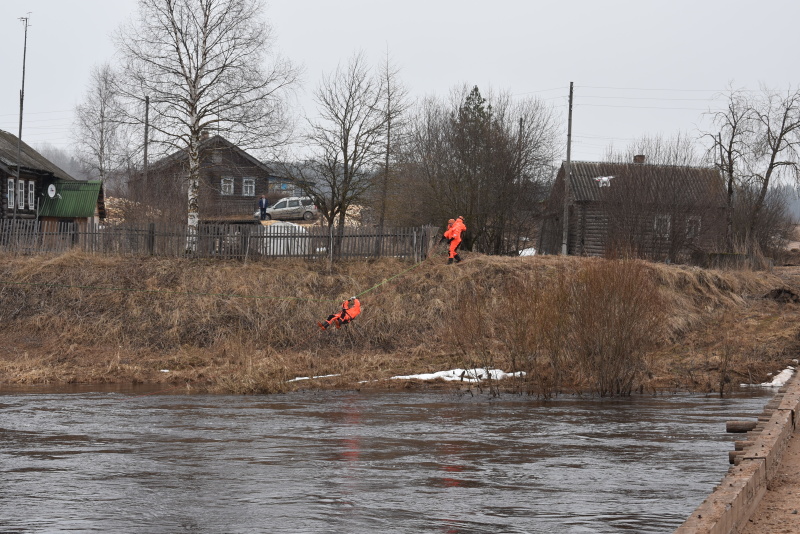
[562,161,725,205]
[0,129,77,181]
[149,134,274,175]
[39,180,105,218]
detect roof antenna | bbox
[15,13,31,219]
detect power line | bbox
[577,103,709,111]
[0,109,74,118]
[577,85,726,92]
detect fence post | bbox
[148,222,155,255]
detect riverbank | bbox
[1,251,798,395]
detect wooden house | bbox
[0,129,77,220]
[538,157,727,262]
[144,134,299,223]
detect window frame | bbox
[7,179,14,209]
[242,178,255,197]
[17,180,25,210]
[653,214,671,238]
[685,215,702,240]
[220,177,234,196]
[28,181,35,210]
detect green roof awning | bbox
[39,180,104,218]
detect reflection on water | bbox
[0,386,770,533]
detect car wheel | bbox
[303,211,314,220]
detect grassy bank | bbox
[0,250,797,396]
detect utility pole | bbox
[561,82,574,255]
[143,95,149,193]
[15,15,31,220]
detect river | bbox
[0,386,771,533]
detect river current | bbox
[0,386,771,533]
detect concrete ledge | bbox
[674,372,800,534]
[675,459,766,534]
[742,410,793,480]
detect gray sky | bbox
[1,0,798,162]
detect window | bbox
[242,178,255,197]
[653,214,671,238]
[686,216,701,240]
[287,199,300,208]
[273,200,287,209]
[17,180,25,209]
[28,181,35,209]
[7,179,14,209]
[221,177,234,196]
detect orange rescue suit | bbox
[444,218,466,259]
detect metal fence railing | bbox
[0,220,438,261]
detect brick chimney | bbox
[633,154,646,164]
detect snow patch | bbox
[741,366,795,388]
[287,374,341,383]
[391,368,525,383]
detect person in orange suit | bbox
[439,219,455,247]
[444,216,466,264]
[319,296,361,330]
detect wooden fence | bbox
[0,220,437,261]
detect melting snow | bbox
[287,374,340,382]
[391,368,525,383]
[741,366,795,388]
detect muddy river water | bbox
[0,386,771,533]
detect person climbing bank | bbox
[318,296,361,330]
[439,219,455,246]
[444,216,466,264]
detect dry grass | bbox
[0,250,797,396]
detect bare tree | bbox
[34,143,86,180]
[605,132,700,166]
[299,52,387,236]
[706,85,800,253]
[114,0,299,229]
[401,85,560,253]
[73,63,128,183]
[376,50,410,230]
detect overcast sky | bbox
[1,0,798,163]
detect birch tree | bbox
[73,63,126,182]
[115,0,299,230]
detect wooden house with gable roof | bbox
[142,133,300,223]
[538,155,727,262]
[0,129,79,220]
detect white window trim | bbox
[221,177,234,196]
[686,215,702,239]
[17,180,25,210]
[654,214,671,238]
[28,181,35,210]
[7,179,14,209]
[242,178,255,197]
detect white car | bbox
[255,196,319,221]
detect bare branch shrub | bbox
[567,260,665,396]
